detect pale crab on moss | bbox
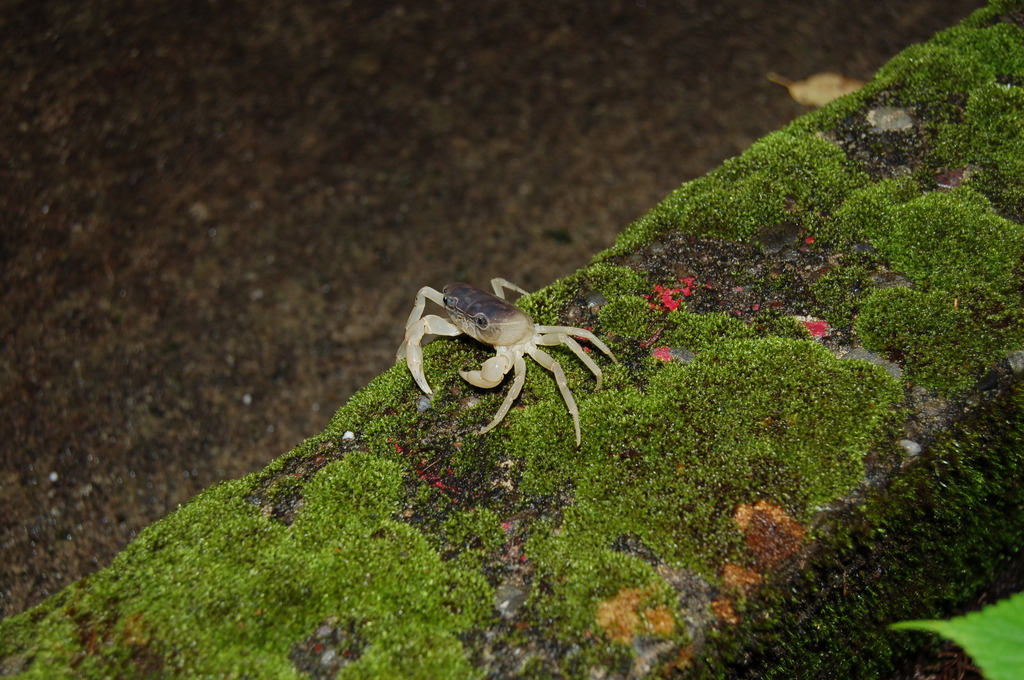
[397,278,616,445]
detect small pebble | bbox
[869,271,914,289]
[495,583,527,619]
[668,347,695,363]
[1007,350,1024,376]
[757,221,801,254]
[415,395,432,412]
[342,431,355,440]
[899,439,921,456]
[584,291,608,312]
[866,106,914,132]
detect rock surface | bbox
[0,0,985,623]
[2,1,1022,678]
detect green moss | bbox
[659,310,760,350]
[863,188,1024,299]
[598,295,781,350]
[524,526,672,638]
[761,382,1024,679]
[295,453,405,535]
[327,363,416,434]
[825,181,1024,396]
[517,263,650,324]
[598,295,659,339]
[263,472,304,502]
[865,17,1024,111]
[935,81,1024,220]
[931,20,1024,77]
[604,130,869,257]
[825,177,920,246]
[856,286,1012,394]
[1,457,491,679]
[873,44,994,106]
[604,14,1021,261]
[960,0,1023,26]
[575,263,652,300]
[499,337,902,582]
[810,259,877,330]
[440,508,506,560]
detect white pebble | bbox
[899,439,921,456]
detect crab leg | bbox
[398,314,462,394]
[535,326,616,364]
[404,286,447,329]
[537,333,606,390]
[527,347,581,447]
[478,355,527,435]
[490,278,530,300]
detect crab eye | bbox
[443,295,453,308]
[474,315,488,329]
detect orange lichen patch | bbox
[711,596,738,625]
[642,604,676,636]
[719,563,764,596]
[733,500,806,568]
[674,645,695,671]
[595,587,675,643]
[595,587,645,643]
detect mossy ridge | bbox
[837,185,1024,395]
[740,381,1024,680]
[602,130,869,258]
[856,286,1016,394]
[0,458,491,679]
[470,337,903,668]
[933,80,1024,222]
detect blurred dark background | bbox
[1,0,983,621]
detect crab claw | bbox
[460,355,511,389]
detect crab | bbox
[396,278,616,445]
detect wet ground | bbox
[0,0,983,628]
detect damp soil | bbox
[0,0,984,636]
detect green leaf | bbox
[892,592,1024,680]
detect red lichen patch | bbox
[646,283,686,311]
[594,586,675,643]
[794,315,830,339]
[645,278,702,312]
[804,319,829,338]
[719,563,764,596]
[652,346,674,362]
[733,500,806,568]
[711,597,738,625]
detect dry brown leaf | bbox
[767,71,865,107]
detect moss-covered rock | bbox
[3,2,1023,678]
